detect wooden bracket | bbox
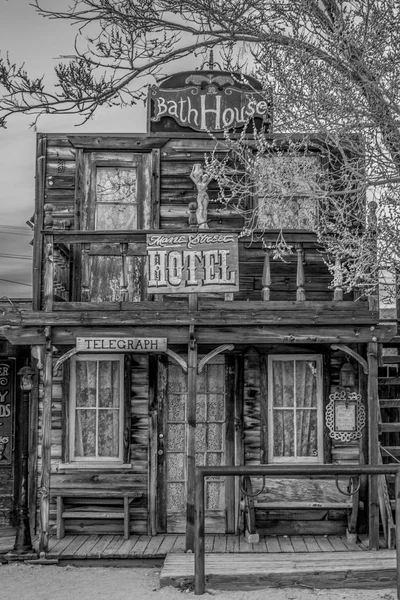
[53,347,80,375]
[198,344,234,373]
[331,344,369,374]
[165,349,188,373]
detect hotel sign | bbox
[76,338,167,352]
[147,232,239,294]
[149,74,269,133]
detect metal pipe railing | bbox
[194,464,400,597]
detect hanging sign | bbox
[147,232,239,294]
[76,337,167,352]
[0,360,15,465]
[149,73,270,133]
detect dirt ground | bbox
[0,563,397,600]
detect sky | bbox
[0,0,152,299]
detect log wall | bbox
[35,353,150,536]
[38,134,345,303]
[242,346,363,535]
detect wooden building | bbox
[1,69,399,554]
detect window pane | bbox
[98,410,120,457]
[272,361,294,407]
[96,167,137,230]
[75,362,97,407]
[273,410,294,457]
[99,361,120,408]
[296,360,318,408]
[75,409,96,457]
[96,204,137,231]
[296,410,318,457]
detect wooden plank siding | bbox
[39,134,346,305]
[34,352,150,537]
[241,347,363,535]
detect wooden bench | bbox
[240,476,363,543]
[53,488,143,540]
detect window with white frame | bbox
[268,355,323,463]
[69,355,124,463]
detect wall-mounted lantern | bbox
[326,361,366,443]
[18,365,35,392]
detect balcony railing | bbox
[42,228,352,310]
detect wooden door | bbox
[77,151,153,302]
[161,355,231,533]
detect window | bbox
[256,154,320,230]
[268,355,323,463]
[95,166,138,231]
[69,355,124,463]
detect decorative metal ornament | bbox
[325,390,366,442]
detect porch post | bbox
[13,366,35,554]
[367,340,380,550]
[186,296,198,551]
[38,327,53,554]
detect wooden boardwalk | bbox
[1,531,371,560]
[160,550,397,591]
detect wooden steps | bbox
[160,550,397,590]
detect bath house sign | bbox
[149,73,269,133]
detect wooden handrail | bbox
[194,464,400,596]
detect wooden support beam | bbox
[186,325,197,552]
[38,327,53,554]
[367,341,380,550]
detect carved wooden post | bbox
[43,204,54,312]
[38,326,53,554]
[333,254,344,302]
[261,247,272,301]
[120,242,129,302]
[295,243,306,301]
[81,243,91,302]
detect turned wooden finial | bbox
[43,204,54,229]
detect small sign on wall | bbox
[76,337,167,352]
[325,390,366,442]
[147,232,239,294]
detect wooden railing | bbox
[194,464,400,596]
[41,228,351,307]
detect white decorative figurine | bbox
[190,164,212,229]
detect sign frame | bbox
[76,337,167,353]
[146,232,239,294]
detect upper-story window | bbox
[76,151,155,302]
[256,154,320,230]
[95,166,138,230]
[81,152,145,231]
